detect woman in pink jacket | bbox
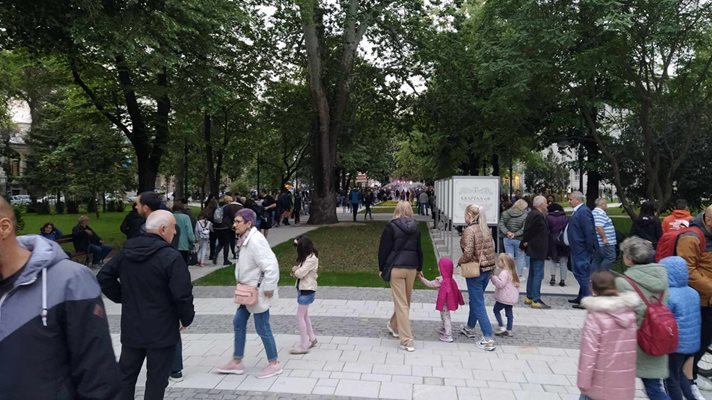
[577,270,640,400]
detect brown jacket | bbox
[678,233,712,306]
[459,224,496,272]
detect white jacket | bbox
[292,254,318,291]
[234,227,280,313]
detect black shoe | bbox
[568,298,581,304]
[572,304,585,310]
[169,371,184,382]
[549,276,556,286]
[559,280,565,287]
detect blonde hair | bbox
[392,201,414,219]
[511,199,528,210]
[498,253,520,288]
[465,204,490,237]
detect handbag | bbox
[460,233,485,278]
[233,266,264,306]
[188,250,198,266]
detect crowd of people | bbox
[4,187,712,400]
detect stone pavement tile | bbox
[543,384,569,394]
[214,374,247,390]
[413,384,458,400]
[316,378,338,387]
[372,364,412,376]
[432,366,472,380]
[423,377,443,385]
[362,373,392,382]
[479,388,517,400]
[342,362,373,373]
[456,387,482,399]
[524,372,571,386]
[309,371,330,378]
[236,375,277,392]
[379,382,414,400]
[323,361,345,371]
[329,371,361,380]
[489,381,521,391]
[514,391,563,400]
[391,375,424,385]
[410,365,432,377]
[172,372,225,389]
[339,350,360,362]
[465,379,488,388]
[268,376,317,394]
[525,359,554,374]
[490,359,533,372]
[443,378,467,387]
[287,369,311,378]
[311,386,336,396]
[471,369,506,382]
[335,379,381,398]
[283,359,325,371]
[504,370,528,383]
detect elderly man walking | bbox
[522,195,551,309]
[591,197,617,271]
[566,191,598,308]
[98,210,195,400]
[0,195,121,399]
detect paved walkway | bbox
[111,207,711,399]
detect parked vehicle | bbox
[10,195,31,206]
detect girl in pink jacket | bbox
[490,253,520,336]
[577,270,640,400]
[418,257,465,342]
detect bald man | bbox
[677,205,712,389]
[0,195,120,399]
[98,210,195,400]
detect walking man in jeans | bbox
[591,197,617,271]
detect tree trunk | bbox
[203,112,218,196]
[491,153,500,176]
[583,139,599,208]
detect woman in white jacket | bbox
[216,208,282,379]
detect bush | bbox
[66,199,79,214]
[55,201,65,214]
[108,200,126,213]
[35,202,51,215]
[13,206,25,233]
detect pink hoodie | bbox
[419,258,465,311]
[490,269,519,305]
[577,292,639,400]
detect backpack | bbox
[198,220,210,240]
[655,226,706,262]
[622,275,678,356]
[213,205,225,224]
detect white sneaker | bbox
[386,323,399,338]
[399,343,415,352]
[691,383,707,400]
[698,376,712,391]
[476,337,496,351]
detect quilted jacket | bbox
[661,256,701,354]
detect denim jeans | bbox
[665,353,695,400]
[297,290,316,305]
[232,305,278,362]
[351,203,359,221]
[465,270,492,337]
[503,238,526,276]
[88,243,112,264]
[526,258,545,302]
[571,251,593,299]
[171,336,183,374]
[493,302,513,331]
[591,244,616,271]
[579,395,593,400]
[642,378,672,400]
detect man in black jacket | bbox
[521,195,550,309]
[98,210,195,400]
[0,195,121,399]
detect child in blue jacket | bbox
[661,256,701,400]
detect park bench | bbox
[56,236,93,266]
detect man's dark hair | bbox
[675,199,688,210]
[138,191,163,212]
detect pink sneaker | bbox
[215,359,245,374]
[256,362,283,379]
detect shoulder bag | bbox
[234,264,264,306]
[461,228,484,278]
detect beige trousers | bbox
[389,267,417,346]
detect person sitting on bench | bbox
[72,215,112,268]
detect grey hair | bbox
[532,195,547,208]
[620,236,655,264]
[595,197,607,207]
[570,191,585,202]
[236,208,257,226]
[145,210,175,230]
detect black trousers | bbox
[119,345,174,400]
[694,306,712,379]
[213,229,232,264]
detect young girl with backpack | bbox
[490,253,520,337]
[417,257,465,342]
[289,235,319,354]
[577,270,639,400]
[194,212,212,267]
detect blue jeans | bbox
[579,395,592,400]
[171,336,182,374]
[232,305,278,362]
[591,244,616,271]
[503,238,526,276]
[571,251,593,299]
[297,290,315,305]
[88,243,112,264]
[526,258,545,302]
[493,302,513,331]
[465,270,492,337]
[642,378,672,400]
[351,203,359,221]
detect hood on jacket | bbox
[16,235,68,283]
[660,256,689,288]
[122,233,171,262]
[691,213,712,238]
[625,263,669,293]
[392,217,418,234]
[506,208,526,218]
[670,210,692,220]
[438,257,454,279]
[581,292,640,327]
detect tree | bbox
[524,150,570,196]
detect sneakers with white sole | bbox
[460,325,478,338]
[439,335,454,342]
[386,323,399,338]
[399,343,415,352]
[691,383,707,400]
[215,359,245,375]
[256,362,283,379]
[476,337,496,351]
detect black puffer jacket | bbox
[97,234,195,349]
[378,217,423,273]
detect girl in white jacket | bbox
[290,235,319,354]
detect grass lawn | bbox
[19,211,128,252]
[194,221,438,288]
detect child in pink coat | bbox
[577,271,639,400]
[490,253,520,336]
[418,257,465,342]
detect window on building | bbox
[10,159,19,176]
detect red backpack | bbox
[655,226,706,262]
[622,276,678,356]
